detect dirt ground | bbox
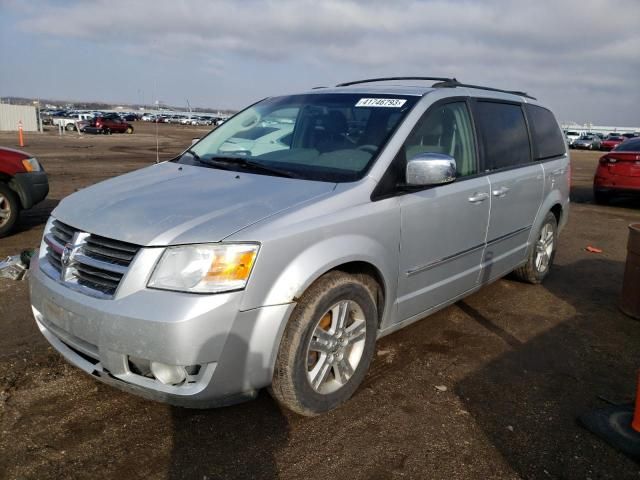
[1,124,640,479]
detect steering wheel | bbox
[357,144,378,154]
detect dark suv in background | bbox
[84,114,134,135]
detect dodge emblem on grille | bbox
[61,243,73,267]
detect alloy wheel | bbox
[306,300,367,394]
[535,223,554,272]
[0,193,11,227]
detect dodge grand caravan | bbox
[30,77,570,415]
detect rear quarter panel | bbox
[537,154,571,234]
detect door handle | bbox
[492,186,510,197]
[468,192,489,204]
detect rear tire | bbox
[513,212,557,284]
[0,183,20,237]
[65,123,76,131]
[270,271,378,416]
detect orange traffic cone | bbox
[18,120,24,147]
[579,370,640,461]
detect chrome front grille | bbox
[43,219,140,298]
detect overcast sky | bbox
[1,0,639,125]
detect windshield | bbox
[178,93,418,182]
[566,131,579,136]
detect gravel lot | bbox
[1,124,639,479]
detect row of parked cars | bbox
[141,113,227,126]
[43,110,228,131]
[43,110,140,125]
[565,130,639,151]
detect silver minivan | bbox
[30,77,570,415]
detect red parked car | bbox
[83,114,134,135]
[0,147,49,236]
[600,135,625,151]
[594,138,640,203]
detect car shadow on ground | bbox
[455,258,640,478]
[169,393,289,480]
[571,184,640,209]
[168,333,290,480]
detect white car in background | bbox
[564,130,582,147]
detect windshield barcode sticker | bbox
[355,98,407,108]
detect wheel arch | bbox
[550,202,563,225]
[241,233,397,330]
[310,260,387,328]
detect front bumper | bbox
[11,171,49,209]
[29,254,294,408]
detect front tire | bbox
[271,271,378,416]
[0,183,20,237]
[513,212,557,284]
[125,126,134,134]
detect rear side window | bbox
[475,101,531,171]
[526,104,566,160]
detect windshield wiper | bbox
[184,148,203,164]
[199,155,302,179]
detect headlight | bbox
[22,157,42,172]
[148,243,259,293]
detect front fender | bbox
[10,172,49,209]
[238,193,402,321]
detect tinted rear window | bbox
[475,101,531,170]
[614,139,640,152]
[526,105,566,160]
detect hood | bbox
[0,146,31,160]
[53,162,336,246]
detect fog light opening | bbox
[150,362,188,385]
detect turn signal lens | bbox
[21,158,41,172]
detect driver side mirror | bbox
[406,153,457,186]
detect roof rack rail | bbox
[432,79,536,100]
[334,76,536,100]
[335,76,457,87]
